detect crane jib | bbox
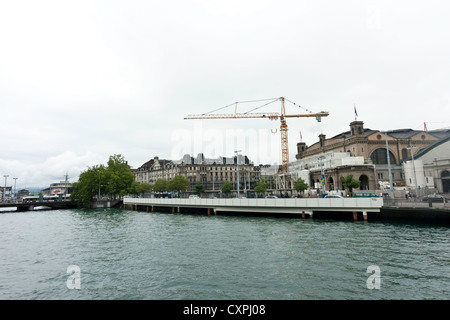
[183,99,329,174]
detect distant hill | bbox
[18,187,46,195]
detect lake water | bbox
[0,208,449,300]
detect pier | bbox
[123,197,384,221]
[0,200,77,212]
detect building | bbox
[17,189,30,201]
[402,136,450,194]
[294,120,450,191]
[134,153,261,195]
[0,186,13,201]
[41,182,72,196]
[289,151,376,191]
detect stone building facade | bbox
[403,136,450,194]
[134,153,261,195]
[295,120,449,190]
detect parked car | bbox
[422,194,445,203]
[189,195,200,199]
[265,195,278,199]
[325,194,344,198]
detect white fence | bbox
[123,197,384,215]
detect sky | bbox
[1,0,450,189]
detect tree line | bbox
[70,154,361,208]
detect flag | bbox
[300,131,302,141]
[354,104,358,119]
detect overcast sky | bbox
[1,0,449,188]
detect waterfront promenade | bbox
[123,196,450,224]
[123,197,384,221]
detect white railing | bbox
[124,197,384,213]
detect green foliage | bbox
[194,182,205,195]
[341,174,360,195]
[221,181,233,195]
[254,179,269,196]
[130,181,152,195]
[168,175,189,194]
[70,154,134,208]
[70,164,106,208]
[153,179,168,193]
[104,154,135,198]
[293,178,309,194]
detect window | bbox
[371,148,396,165]
[378,173,384,179]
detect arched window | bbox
[359,175,369,190]
[328,177,334,190]
[370,148,396,164]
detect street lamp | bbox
[235,150,241,198]
[318,155,325,196]
[13,178,18,202]
[407,146,418,198]
[384,132,395,201]
[3,175,9,202]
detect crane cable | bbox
[202,97,280,115]
[201,97,320,116]
[284,98,315,114]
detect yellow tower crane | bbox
[184,97,329,174]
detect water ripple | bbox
[0,209,449,299]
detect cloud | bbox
[0,151,105,189]
[1,0,450,189]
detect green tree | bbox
[104,154,135,199]
[221,181,233,197]
[254,179,269,197]
[293,178,309,196]
[130,181,152,196]
[341,174,360,196]
[153,179,168,194]
[194,182,205,196]
[70,154,135,208]
[70,164,107,208]
[169,175,189,196]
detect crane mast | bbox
[280,97,289,173]
[184,97,329,174]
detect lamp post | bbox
[318,155,325,196]
[235,150,241,198]
[407,146,418,199]
[3,175,9,202]
[384,132,395,201]
[13,177,18,202]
